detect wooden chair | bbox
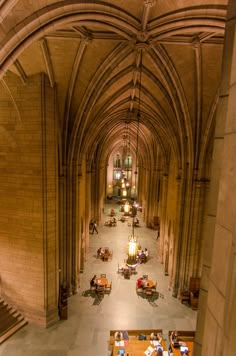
[179,277,200,307]
[189,277,200,309]
[103,253,109,262]
[179,289,190,304]
[139,255,147,264]
[105,281,112,294]
[117,263,123,274]
[144,288,153,297]
[90,283,97,292]
[123,268,131,279]
[129,265,137,275]
[152,281,157,290]
[96,285,105,297]
[101,273,106,278]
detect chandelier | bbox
[124,200,130,214]
[126,212,139,266]
[127,234,138,266]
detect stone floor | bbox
[0,203,197,356]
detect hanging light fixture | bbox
[124,200,130,214]
[126,211,138,266]
[133,49,142,202]
[126,51,144,268]
[126,222,138,266]
[127,235,138,260]
[122,188,127,197]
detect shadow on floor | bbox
[136,290,164,307]
[82,289,104,306]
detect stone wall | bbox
[0,72,58,326]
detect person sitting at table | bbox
[156,347,163,356]
[138,250,146,263]
[102,247,110,261]
[142,279,149,287]
[97,247,102,258]
[114,331,123,341]
[110,208,115,216]
[136,277,144,289]
[169,330,180,349]
[90,275,97,289]
[111,217,116,225]
[133,217,139,226]
[150,332,162,342]
[144,248,149,258]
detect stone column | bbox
[186,178,209,278]
[169,175,183,295]
[195,2,236,355]
[158,173,168,263]
[59,166,67,286]
[71,162,81,294]
[65,163,73,296]
[98,163,105,223]
[85,161,92,258]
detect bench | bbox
[179,277,200,309]
[168,330,195,343]
[168,330,195,354]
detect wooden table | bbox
[143,280,155,289]
[170,340,194,355]
[96,277,108,286]
[113,339,167,356]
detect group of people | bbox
[113,329,190,355]
[114,331,164,355]
[114,330,129,343]
[136,276,150,289]
[104,217,117,227]
[114,331,124,341]
[97,247,110,260]
[150,333,164,356]
[169,330,189,355]
[137,247,149,263]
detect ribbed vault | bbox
[0,0,227,179]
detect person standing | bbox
[92,220,98,234]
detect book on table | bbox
[115,340,125,346]
[144,345,155,355]
[152,340,161,346]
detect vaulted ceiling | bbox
[0,0,227,175]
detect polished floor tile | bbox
[0,204,197,355]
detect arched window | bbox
[114,154,121,168]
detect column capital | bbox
[192,37,200,50]
[143,0,157,8]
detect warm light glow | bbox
[124,201,130,213]
[133,201,139,208]
[122,189,127,197]
[129,241,136,256]
[127,235,138,258]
